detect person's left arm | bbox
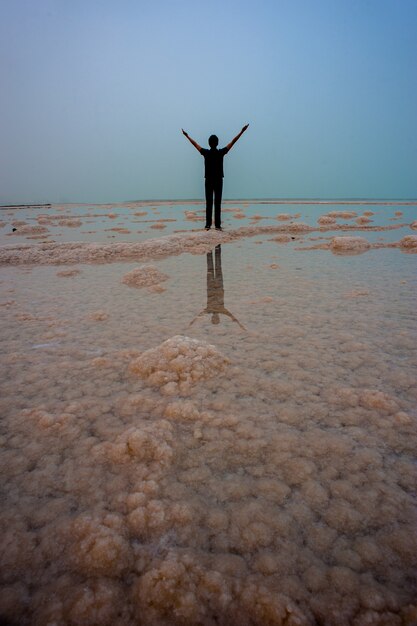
[226,124,249,152]
[222,308,247,330]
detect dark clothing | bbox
[200,147,229,179]
[200,146,228,228]
[205,178,223,229]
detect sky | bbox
[0,0,416,203]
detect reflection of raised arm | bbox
[182,129,202,152]
[222,308,247,331]
[189,309,206,327]
[226,124,249,151]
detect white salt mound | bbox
[129,335,230,395]
[122,265,169,288]
[330,236,371,254]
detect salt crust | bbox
[330,236,371,254]
[1,215,416,625]
[326,211,358,219]
[399,235,417,250]
[300,234,417,255]
[317,215,337,225]
[56,269,81,278]
[122,265,169,289]
[11,224,49,235]
[0,222,407,265]
[129,335,230,395]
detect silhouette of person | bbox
[190,245,246,330]
[182,124,249,230]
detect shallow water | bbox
[1,199,416,246]
[0,201,416,625]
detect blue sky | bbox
[1,0,416,202]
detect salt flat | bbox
[0,201,416,625]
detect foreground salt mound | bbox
[122,265,168,289]
[129,335,230,395]
[330,236,371,255]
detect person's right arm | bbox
[182,129,202,152]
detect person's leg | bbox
[214,179,223,229]
[205,179,213,228]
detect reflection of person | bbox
[182,124,249,231]
[190,245,246,330]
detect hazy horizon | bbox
[1,0,416,204]
[2,196,417,207]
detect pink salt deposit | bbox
[399,235,417,251]
[317,215,337,225]
[326,211,358,219]
[56,269,81,278]
[329,236,371,254]
[89,310,109,321]
[129,335,230,395]
[12,224,49,235]
[0,222,409,266]
[122,265,169,289]
[57,219,82,227]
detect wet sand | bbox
[0,201,416,625]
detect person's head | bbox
[211,313,220,324]
[208,135,219,148]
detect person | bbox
[182,124,249,230]
[189,245,246,330]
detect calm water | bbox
[0,201,416,625]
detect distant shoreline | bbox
[1,199,417,209]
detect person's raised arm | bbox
[226,124,249,151]
[182,129,202,152]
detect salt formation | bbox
[129,335,230,395]
[410,221,417,230]
[399,235,417,251]
[0,221,409,266]
[56,269,81,277]
[122,265,169,289]
[12,224,49,235]
[326,211,357,219]
[57,219,82,227]
[89,310,109,321]
[330,236,371,254]
[270,234,292,243]
[317,215,336,225]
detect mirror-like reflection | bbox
[190,245,246,329]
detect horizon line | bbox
[1,197,417,209]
